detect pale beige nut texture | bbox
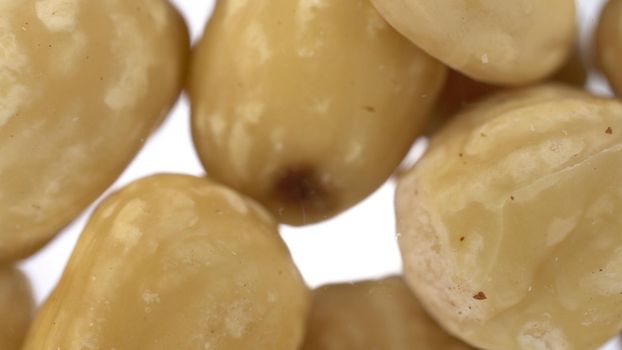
[597,0,622,96]
[22,174,310,350]
[0,267,34,350]
[0,0,189,262]
[370,0,575,85]
[189,0,446,226]
[396,85,622,350]
[302,277,474,350]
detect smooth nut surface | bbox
[0,267,33,350]
[189,0,446,226]
[397,85,622,350]
[596,0,622,96]
[302,277,474,350]
[0,0,189,262]
[23,174,310,350]
[370,0,575,85]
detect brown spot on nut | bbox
[473,291,487,300]
[273,166,335,214]
[606,127,613,134]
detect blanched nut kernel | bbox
[23,174,310,350]
[301,277,474,350]
[596,0,622,96]
[428,49,587,132]
[0,267,33,350]
[189,0,446,226]
[370,0,575,85]
[396,85,622,350]
[0,0,189,262]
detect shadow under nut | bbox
[596,0,622,96]
[0,267,34,350]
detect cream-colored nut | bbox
[0,267,34,350]
[0,0,189,262]
[302,277,474,350]
[397,85,622,350]
[370,0,575,85]
[189,0,446,226]
[23,174,310,350]
[596,0,622,96]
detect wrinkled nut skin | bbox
[596,0,622,96]
[0,267,34,350]
[428,50,587,133]
[0,0,189,262]
[302,277,474,350]
[189,0,446,226]
[23,174,310,350]
[370,0,575,85]
[397,85,622,350]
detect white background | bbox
[18,1,620,349]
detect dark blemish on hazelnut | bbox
[473,291,487,300]
[480,133,487,137]
[459,236,465,242]
[510,196,515,201]
[363,106,376,113]
[459,153,464,158]
[606,127,613,135]
[273,166,335,215]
